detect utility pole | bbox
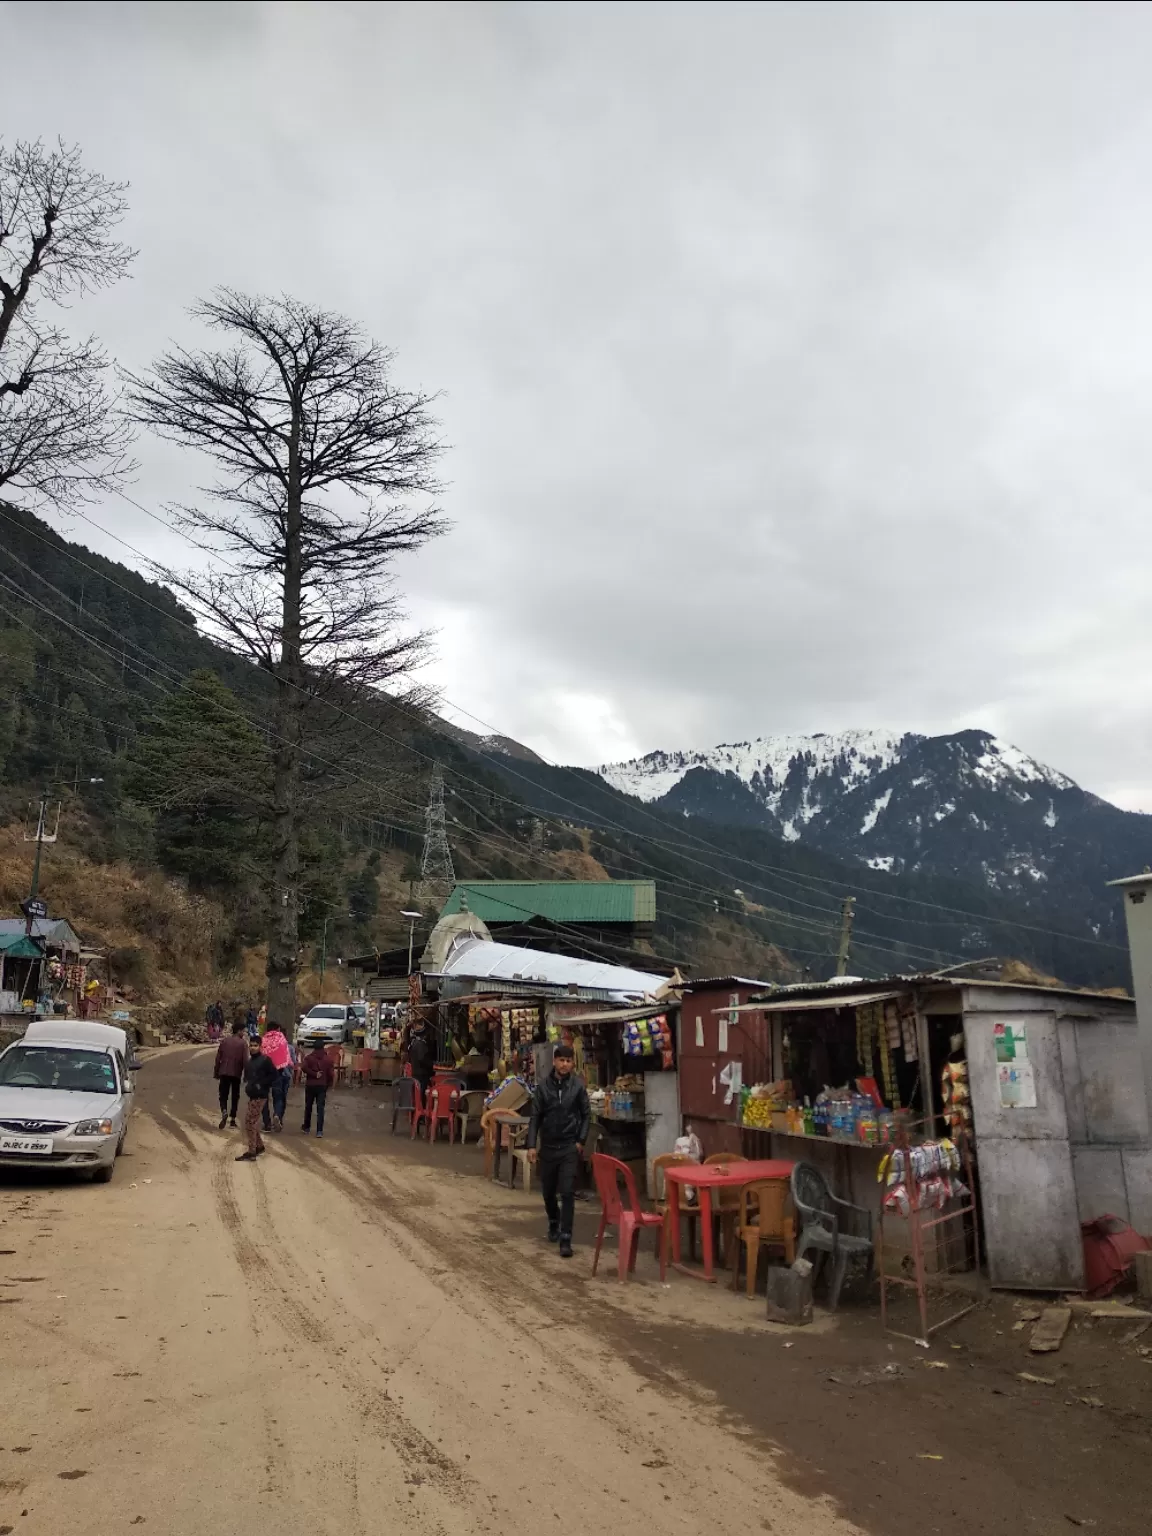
[22,795,60,936]
[835,895,856,977]
[318,914,331,1001]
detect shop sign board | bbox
[994,1021,1037,1109]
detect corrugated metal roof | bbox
[723,989,902,1014]
[0,917,81,950]
[681,975,771,991]
[434,937,664,1002]
[0,933,43,958]
[440,881,656,926]
[747,974,1134,1008]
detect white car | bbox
[295,1003,355,1045]
[0,1020,137,1183]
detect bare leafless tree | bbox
[124,290,446,1022]
[0,139,135,508]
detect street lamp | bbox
[401,909,422,975]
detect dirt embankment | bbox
[0,821,234,1007]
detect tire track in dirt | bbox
[210,1147,469,1503]
[148,1105,198,1164]
[322,1152,710,1445]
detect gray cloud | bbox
[5,1,1152,803]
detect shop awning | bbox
[554,1003,672,1027]
[714,989,903,1015]
[0,935,43,960]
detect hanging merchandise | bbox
[621,1013,673,1062]
[884,1000,901,1051]
[878,1021,900,1108]
[899,1002,918,1062]
[941,1059,973,1140]
[879,1138,969,1216]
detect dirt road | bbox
[0,1047,1149,1536]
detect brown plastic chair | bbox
[730,1178,796,1296]
[651,1153,701,1258]
[481,1109,524,1180]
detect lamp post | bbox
[318,912,352,1001]
[401,909,422,976]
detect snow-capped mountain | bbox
[598,727,1137,903]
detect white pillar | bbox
[1109,873,1152,1130]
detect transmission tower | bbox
[419,764,456,908]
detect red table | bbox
[663,1160,795,1283]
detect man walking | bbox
[259,1020,292,1132]
[526,1043,590,1260]
[214,1020,248,1129]
[237,1038,278,1161]
[300,1039,335,1137]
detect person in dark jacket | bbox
[237,1039,278,1161]
[527,1043,590,1259]
[214,1021,249,1129]
[300,1041,335,1137]
[406,1019,436,1104]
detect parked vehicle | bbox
[295,1003,355,1045]
[0,1019,138,1183]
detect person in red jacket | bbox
[300,1041,336,1138]
[213,1021,249,1129]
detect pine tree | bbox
[127,669,269,892]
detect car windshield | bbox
[307,1007,345,1020]
[0,1046,117,1094]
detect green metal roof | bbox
[440,880,656,926]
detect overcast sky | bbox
[6,1,1152,807]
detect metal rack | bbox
[877,1120,982,1347]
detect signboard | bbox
[994,1021,1037,1108]
[20,898,47,920]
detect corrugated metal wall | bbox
[677,985,771,1155]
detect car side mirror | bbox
[129,1058,144,1071]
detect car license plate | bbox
[0,1134,52,1155]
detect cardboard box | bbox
[486,1079,530,1114]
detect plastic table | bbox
[663,1159,795,1283]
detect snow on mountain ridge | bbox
[598,728,1076,808]
[599,729,914,806]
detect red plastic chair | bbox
[426,1081,459,1144]
[349,1049,373,1087]
[591,1153,667,1282]
[325,1044,347,1087]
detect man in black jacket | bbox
[406,1019,436,1105]
[237,1039,278,1161]
[527,1043,590,1259]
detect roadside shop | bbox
[717,974,1146,1290]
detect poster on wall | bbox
[994,1022,1037,1108]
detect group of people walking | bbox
[212,1021,336,1161]
[205,999,264,1042]
[212,1005,593,1259]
